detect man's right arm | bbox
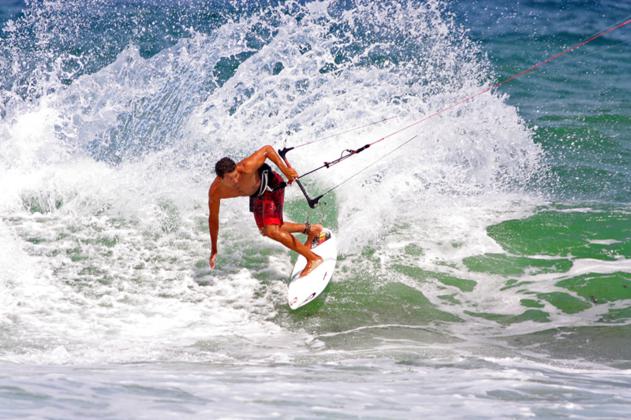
[208,181,221,269]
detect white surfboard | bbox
[287,229,337,310]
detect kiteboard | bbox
[287,228,337,310]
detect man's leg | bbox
[278,221,323,247]
[262,224,323,276]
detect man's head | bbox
[215,157,239,185]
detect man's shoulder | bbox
[209,177,222,197]
[235,159,261,176]
[209,177,243,200]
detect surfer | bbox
[208,145,324,277]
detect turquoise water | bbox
[1,1,630,418]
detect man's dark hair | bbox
[215,157,236,178]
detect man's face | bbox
[221,169,239,187]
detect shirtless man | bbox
[208,145,324,277]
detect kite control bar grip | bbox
[278,147,294,159]
[278,147,321,209]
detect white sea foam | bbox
[1,0,548,365]
[2,1,631,418]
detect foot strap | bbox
[312,228,331,248]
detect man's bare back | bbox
[208,145,324,277]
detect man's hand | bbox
[285,167,299,184]
[209,250,217,269]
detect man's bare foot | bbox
[300,256,323,277]
[304,223,323,248]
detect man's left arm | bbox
[245,145,298,183]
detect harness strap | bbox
[253,163,287,198]
[256,168,270,197]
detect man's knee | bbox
[261,225,280,238]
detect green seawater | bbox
[277,206,631,331]
[488,209,631,260]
